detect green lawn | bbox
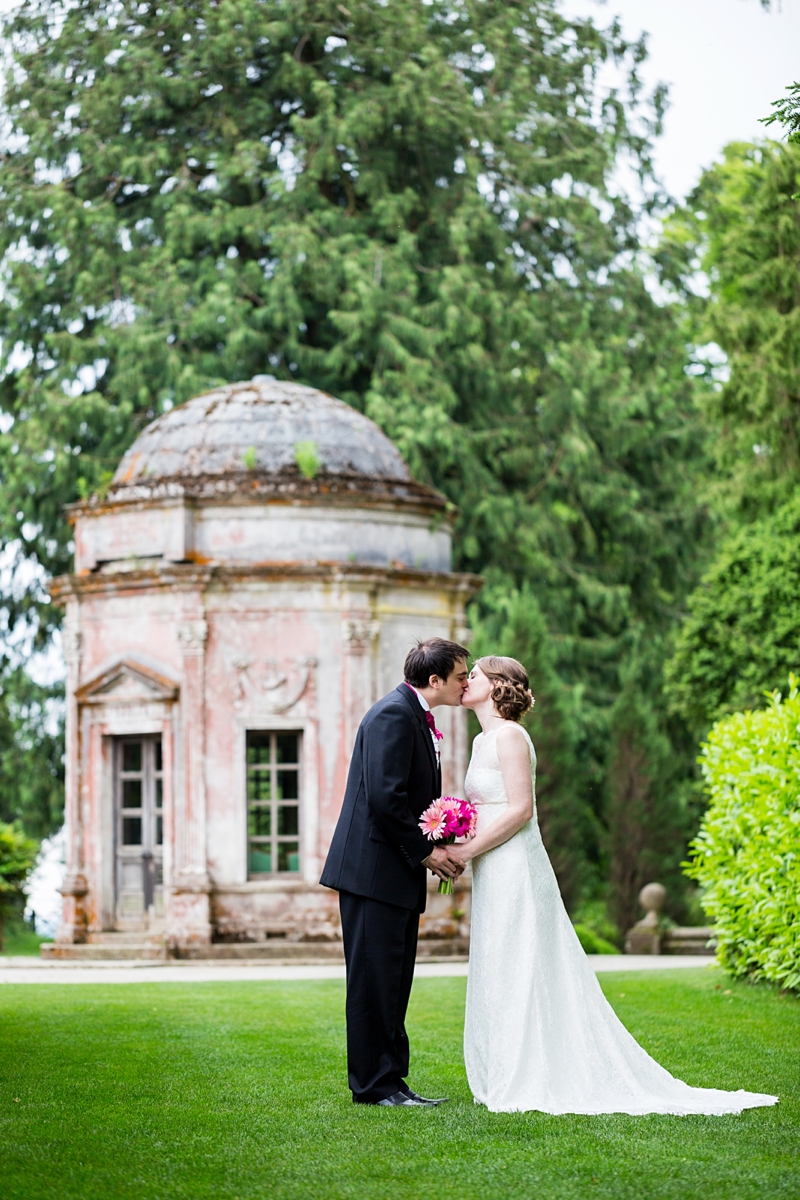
[0,970,797,1200]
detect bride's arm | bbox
[452,724,534,864]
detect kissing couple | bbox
[321,638,777,1115]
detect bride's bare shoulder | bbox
[495,722,530,755]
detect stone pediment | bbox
[77,659,179,705]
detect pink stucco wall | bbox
[56,563,477,949]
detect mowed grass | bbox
[0,970,797,1200]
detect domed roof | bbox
[112,378,411,487]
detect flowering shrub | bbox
[685,679,800,991]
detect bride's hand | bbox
[450,844,472,867]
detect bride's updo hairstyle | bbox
[476,656,534,722]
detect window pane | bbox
[122,817,142,846]
[154,739,163,772]
[248,807,272,837]
[277,770,298,800]
[247,733,272,765]
[155,778,163,809]
[277,806,299,836]
[276,734,299,765]
[122,779,142,809]
[248,846,272,874]
[156,815,163,846]
[122,742,142,772]
[247,771,272,801]
[278,842,300,873]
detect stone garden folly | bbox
[50,378,479,956]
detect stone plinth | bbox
[624,881,715,957]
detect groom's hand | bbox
[422,846,464,881]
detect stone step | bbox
[41,942,168,961]
[176,942,346,961]
[41,936,470,963]
[87,932,166,946]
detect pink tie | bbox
[425,711,443,741]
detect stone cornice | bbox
[49,561,484,604]
[67,469,453,523]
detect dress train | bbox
[463,728,778,1115]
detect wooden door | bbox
[115,736,164,926]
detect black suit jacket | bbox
[320,684,442,912]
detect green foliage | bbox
[0,820,38,950]
[473,586,700,929]
[661,140,800,519]
[666,494,800,732]
[294,440,320,480]
[0,911,44,956]
[0,667,64,840]
[572,923,617,955]
[686,680,800,992]
[469,584,590,911]
[0,0,710,907]
[662,140,800,742]
[570,895,622,949]
[606,647,698,933]
[764,80,800,145]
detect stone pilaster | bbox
[170,612,212,949]
[447,615,473,798]
[57,610,88,943]
[341,615,378,755]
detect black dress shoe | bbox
[403,1088,449,1106]
[376,1091,427,1106]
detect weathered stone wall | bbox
[54,563,478,950]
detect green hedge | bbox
[573,924,618,955]
[686,680,800,991]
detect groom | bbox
[321,637,470,1106]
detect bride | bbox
[452,655,778,1116]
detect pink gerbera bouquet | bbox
[418,797,478,894]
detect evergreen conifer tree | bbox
[0,0,709,923]
[663,140,800,735]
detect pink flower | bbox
[419,796,478,841]
[419,800,448,840]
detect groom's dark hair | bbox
[404,638,470,688]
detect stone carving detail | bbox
[231,656,317,713]
[177,619,208,653]
[62,627,83,665]
[342,618,379,653]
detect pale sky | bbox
[559,0,800,199]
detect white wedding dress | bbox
[463,726,778,1115]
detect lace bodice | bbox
[464,725,537,809]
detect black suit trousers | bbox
[339,890,419,1103]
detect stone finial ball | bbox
[638,882,667,913]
